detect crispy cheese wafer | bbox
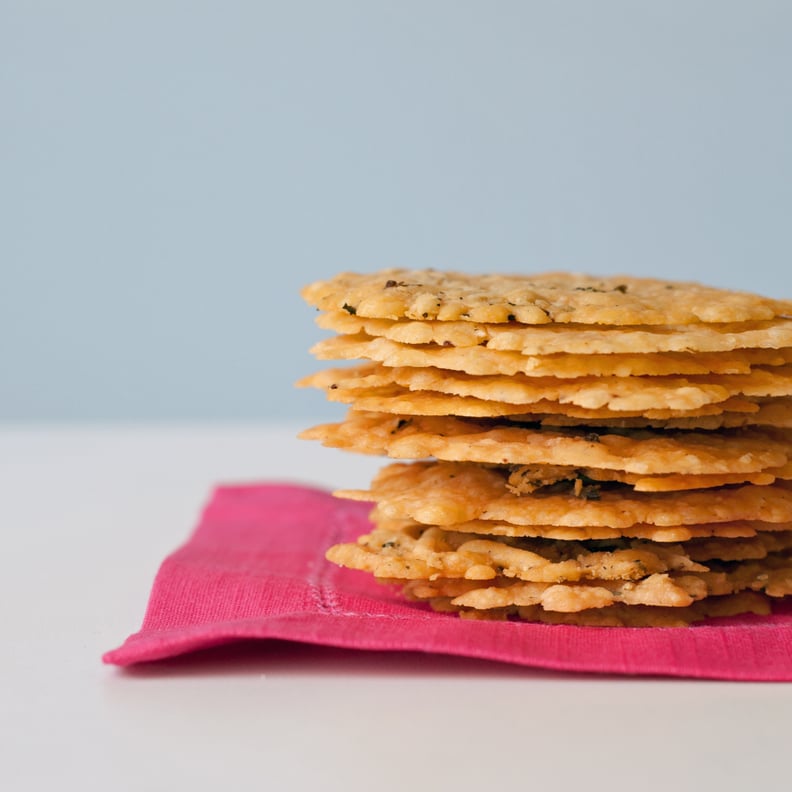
[302,412,791,474]
[317,311,792,354]
[339,461,792,528]
[303,269,792,325]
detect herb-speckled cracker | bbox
[326,525,792,586]
[440,592,771,626]
[300,362,792,411]
[311,335,792,377]
[378,516,792,543]
[303,269,792,325]
[318,311,792,354]
[402,552,792,611]
[336,461,792,528]
[326,525,706,583]
[301,411,791,474]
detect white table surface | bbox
[2,423,791,792]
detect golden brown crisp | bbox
[404,573,708,611]
[391,516,792,543]
[432,592,771,626]
[302,269,792,325]
[326,525,706,583]
[402,551,792,611]
[301,411,792,474]
[311,335,792,377]
[300,362,792,412]
[316,311,792,354]
[536,401,792,429]
[337,461,792,528]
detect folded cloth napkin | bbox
[104,483,792,679]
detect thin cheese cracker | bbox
[301,363,792,412]
[303,269,792,325]
[317,311,792,355]
[327,526,707,583]
[311,334,792,377]
[537,401,792,429]
[301,412,791,474]
[403,552,792,611]
[338,461,792,528]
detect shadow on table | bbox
[112,639,585,680]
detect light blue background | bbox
[3,1,791,422]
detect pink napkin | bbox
[103,483,792,679]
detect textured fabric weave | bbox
[103,484,792,679]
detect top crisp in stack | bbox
[299,269,792,626]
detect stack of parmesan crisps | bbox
[299,269,792,626]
